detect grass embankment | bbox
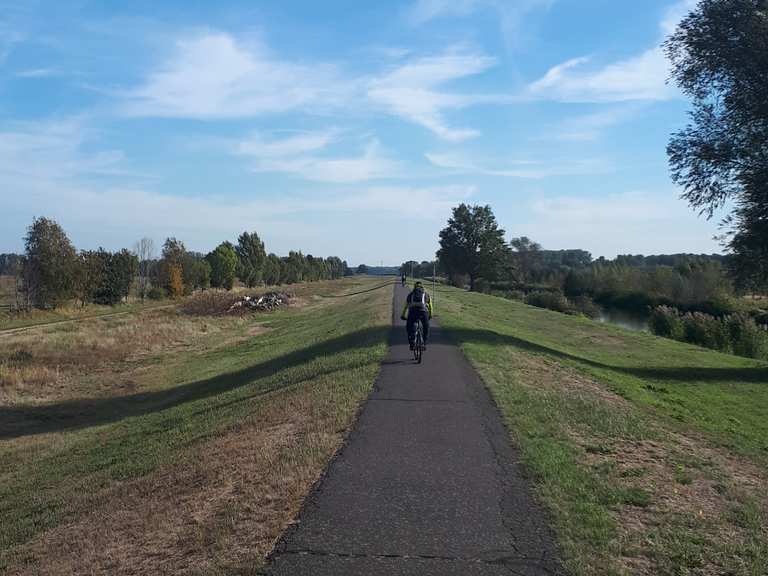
[0,277,393,575]
[437,286,768,576]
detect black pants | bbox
[406,309,430,345]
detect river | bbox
[595,307,650,332]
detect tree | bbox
[94,249,138,305]
[665,0,768,291]
[437,204,509,290]
[159,237,187,294]
[510,237,542,284]
[356,264,369,275]
[168,264,184,298]
[263,253,282,285]
[133,237,155,301]
[235,231,266,288]
[73,249,107,306]
[206,242,238,290]
[188,259,211,291]
[23,217,77,308]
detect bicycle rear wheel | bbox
[415,329,423,364]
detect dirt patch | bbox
[4,388,345,576]
[248,325,273,337]
[507,347,628,409]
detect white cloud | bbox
[537,105,641,142]
[522,190,721,257]
[0,118,469,258]
[425,151,611,178]
[528,48,675,102]
[367,49,500,141]
[235,131,397,183]
[15,68,61,78]
[527,0,698,102]
[405,0,555,50]
[121,32,351,118]
[406,0,481,25]
[122,32,503,141]
[0,118,124,180]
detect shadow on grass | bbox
[444,327,768,384]
[0,325,392,440]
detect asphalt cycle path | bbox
[263,284,562,575]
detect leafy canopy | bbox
[665,0,768,291]
[437,204,509,290]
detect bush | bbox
[650,306,684,340]
[651,306,768,359]
[726,314,768,359]
[147,286,166,300]
[681,312,729,351]
[570,295,601,319]
[503,290,526,301]
[525,291,571,314]
[474,278,491,294]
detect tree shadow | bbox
[0,325,392,440]
[444,327,768,384]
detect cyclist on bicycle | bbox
[400,281,433,350]
[401,273,407,287]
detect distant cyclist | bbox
[401,273,407,287]
[401,281,433,350]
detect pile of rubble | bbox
[227,292,291,314]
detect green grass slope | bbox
[437,286,767,576]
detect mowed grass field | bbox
[437,286,768,576]
[0,277,393,575]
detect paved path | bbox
[263,284,562,575]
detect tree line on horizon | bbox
[1,217,351,310]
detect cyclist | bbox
[401,273,407,287]
[401,281,433,350]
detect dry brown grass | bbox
[0,308,248,405]
[1,277,392,576]
[4,383,347,576]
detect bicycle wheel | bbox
[415,328,423,364]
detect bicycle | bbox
[413,320,425,364]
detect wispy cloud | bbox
[121,32,502,142]
[0,118,124,180]
[526,0,696,102]
[15,68,61,78]
[121,32,351,118]
[405,0,481,25]
[235,131,398,183]
[425,150,611,178]
[537,105,642,142]
[524,190,720,257]
[405,0,555,50]
[367,48,500,141]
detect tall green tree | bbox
[206,242,238,290]
[23,217,77,308]
[74,249,107,307]
[510,236,542,284]
[665,0,768,292]
[94,249,138,305]
[235,231,266,287]
[437,204,509,290]
[263,253,282,285]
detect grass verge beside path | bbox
[436,286,768,576]
[0,277,393,575]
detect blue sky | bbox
[0,0,723,264]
